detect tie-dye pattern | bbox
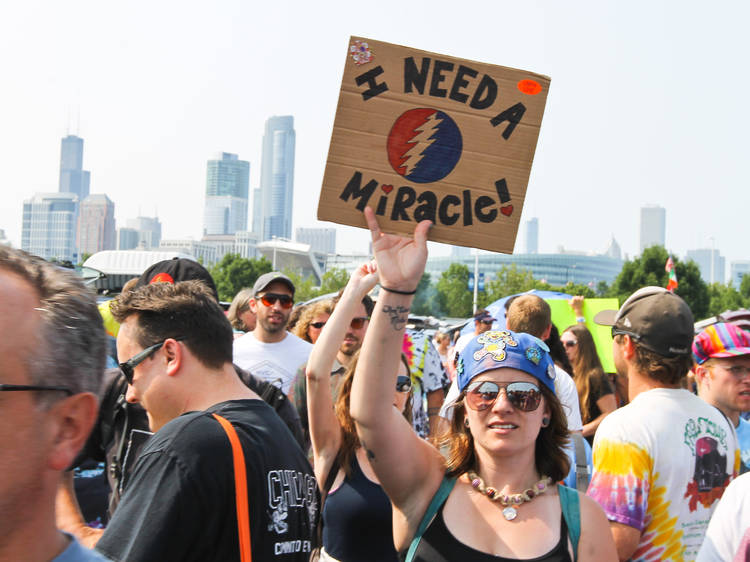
[587,388,738,562]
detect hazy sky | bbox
[2,0,749,272]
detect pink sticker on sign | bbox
[350,40,373,65]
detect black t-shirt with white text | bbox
[96,399,318,562]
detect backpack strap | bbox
[404,476,456,562]
[558,484,581,561]
[572,432,590,492]
[213,414,252,562]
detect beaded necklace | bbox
[467,471,553,521]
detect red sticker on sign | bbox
[517,79,542,95]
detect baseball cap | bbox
[252,272,295,297]
[456,330,557,394]
[692,322,750,365]
[135,258,219,301]
[474,310,495,323]
[594,286,694,357]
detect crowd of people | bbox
[2,210,749,561]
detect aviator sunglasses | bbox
[465,380,542,412]
[310,317,369,330]
[258,293,294,309]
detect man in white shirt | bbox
[233,272,313,394]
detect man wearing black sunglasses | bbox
[0,246,108,561]
[234,272,313,394]
[93,279,317,562]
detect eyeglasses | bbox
[349,317,369,330]
[479,319,494,325]
[709,363,750,379]
[119,340,172,385]
[562,340,577,348]
[0,384,73,395]
[396,375,412,393]
[465,380,542,412]
[258,293,294,309]
[310,321,327,329]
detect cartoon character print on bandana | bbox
[473,330,518,363]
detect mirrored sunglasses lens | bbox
[506,383,541,412]
[395,376,412,392]
[467,381,499,410]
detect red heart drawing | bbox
[501,205,513,216]
[381,184,393,194]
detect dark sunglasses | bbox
[0,384,73,395]
[465,380,542,412]
[259,293,294,309]
[562,340,577,348]
[310,321,327,329]
[349,317,369,330]
[479,319,494,325]
[119,340,172,385]
[396,375,412,393]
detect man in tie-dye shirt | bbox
[588,287,739,562]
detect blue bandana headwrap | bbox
[456,330,557,394]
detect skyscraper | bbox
[686,248,725,284]
[296,227,336,254]
[78,194,116,255]
[203,152,250,235]
[59,135,90,200]
[639,205,666,253]
[525,218,539,254]
[22,193,78,262]
[257,116,295,241]
[126,216,162,249]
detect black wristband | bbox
[380,285,417,295]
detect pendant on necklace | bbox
[502,506,518,521]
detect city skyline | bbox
[2,1,749,267]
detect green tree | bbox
[740,275,750,305]
[209,254,272,302]
[319,268,350,295]
[707,282,745,316]
[610,245,709,319]
[553,282,596,299]
[412,273,439,316]
[436,263,473,317]
[484,264,543,303]
[281,269,318,303]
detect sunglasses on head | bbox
[396,375,412,393]
[119,340,172,385]
[258,293,294,309]
[465,380,542,412]
[562,339,577,348]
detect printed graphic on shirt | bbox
[249,360,292,390]
[683,417,731,511]
[267,469,318,533]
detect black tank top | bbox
[409,500,572,562]
[322,455,399,561]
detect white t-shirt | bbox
[233,331,313,394]
[588,388,739,562]
[438,364,583,432]
[697,471,750,562]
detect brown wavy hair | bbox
[615,334,692,386]
[437,382,570,483]
[335,351,412,476]
[564,324,605,424]
[293,300,334,343]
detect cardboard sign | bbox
[318,37,550,253]
[548,299,619,373]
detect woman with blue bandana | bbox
[350,208,616,562]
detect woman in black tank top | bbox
[349,210,618,562]
[306,264,414,561]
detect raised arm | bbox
[350,208,445,515]
[306,262,378,486]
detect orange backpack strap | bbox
[212,413,252,562]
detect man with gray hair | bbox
[0,247,108,561]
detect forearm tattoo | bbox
[382,305,410,330]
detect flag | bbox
[665,256,678,292]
